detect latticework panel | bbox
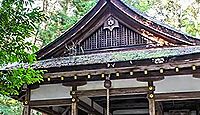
[80,23,155,52]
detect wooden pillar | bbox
[23,105,30,115]
[71,86,78,115]
[23,87,31,115]
[148,98,155,115]
[71,101,77,115]
[104,75,112,115]
[63,81,87,115]
[148,81,155,115]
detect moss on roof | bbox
[31,46,200,69]
[1,46,200,70]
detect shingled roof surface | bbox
[32,46,200,68]
[2,46,200,70]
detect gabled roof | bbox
[36,0,200,60]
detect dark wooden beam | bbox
[62,81,87,86]
[91,95,147,102]
[41,59,200,84]
[29,99,71,107]
[110,102,148,110]
[155,92,200,101]
[162,100,200,111]
[74,87,148,97]
[137,76,164,82]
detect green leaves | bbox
[38,0,96,47]
[0,0,44,96]
[124,0,156,13]
[0,94,22,115]
[0,68,43,95]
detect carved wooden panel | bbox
[79,17,156,53]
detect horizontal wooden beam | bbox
[30,99,71,107]
[43,56,200,78]
[155,92,200,101]
[111,102,148,110]
[75,87,148,97]
[41,59,200,84]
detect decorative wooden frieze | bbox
[64,41,78,56]
[152,58,165,64]
[79,19,156,52]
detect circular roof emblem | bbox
[107,18,115,26]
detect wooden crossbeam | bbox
[42,66,200,84]
[75,87,148,97]
[155,92,200,101]
[43,57,200,78]
[29,99,71,107]
[111,102,148,110]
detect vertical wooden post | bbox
[71,86,78,115]
[148,81,156,115]
[23,87,31,115]
[71,101,77,115]
[106,88,110,115]
[23,105,30,115]
[104,75,111,115]
[148,98,155,115]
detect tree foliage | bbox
[0,94,22,115]
[0,0,45,114]
[38,0,97,47]
[124,0,200,37]
[0,0,44,95]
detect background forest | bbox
[0,0,200,114]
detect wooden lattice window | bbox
[79,16,155,52]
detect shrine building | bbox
[7,0,200,115]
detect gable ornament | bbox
[103,16,119,31]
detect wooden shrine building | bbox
[6,0,200,115]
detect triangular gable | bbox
[36,0,200,60]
